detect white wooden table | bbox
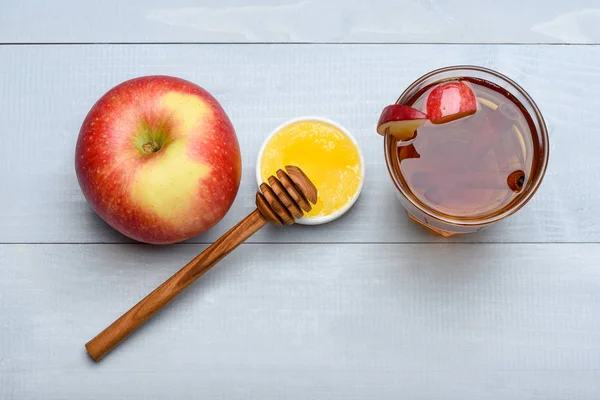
[2,1,600,399]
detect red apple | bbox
[426,81,477,124]
[75,75,242,244]
[377,104,429,141]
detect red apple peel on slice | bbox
[426,81,478,124]
[377,104,429,141]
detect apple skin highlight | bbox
[75,75,241,244]
[426,81,477,124]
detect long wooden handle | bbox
[85,210,267,361]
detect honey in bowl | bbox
[258,118,364,224]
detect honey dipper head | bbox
[255,165,318,226]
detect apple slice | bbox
[426,81,477,124]
[377,104,429,141]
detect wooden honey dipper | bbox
[85,165,317,361]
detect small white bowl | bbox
[256,116,365,225]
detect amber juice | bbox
[395,78,541,220]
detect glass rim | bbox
[384,65,550,227]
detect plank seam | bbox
[1,42,599,46]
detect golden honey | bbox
[259,119,362,220]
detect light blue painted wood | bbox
[1,2,597,398]
[1,243,600,399]
[1,0,600,44]
[0,44,597,243]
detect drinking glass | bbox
[384,66,549,236]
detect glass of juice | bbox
[384,66,549,236]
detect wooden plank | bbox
[1,243,599,399]
[0,44,598,243]
[1,0,600,44]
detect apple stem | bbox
[142,141,160,154]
